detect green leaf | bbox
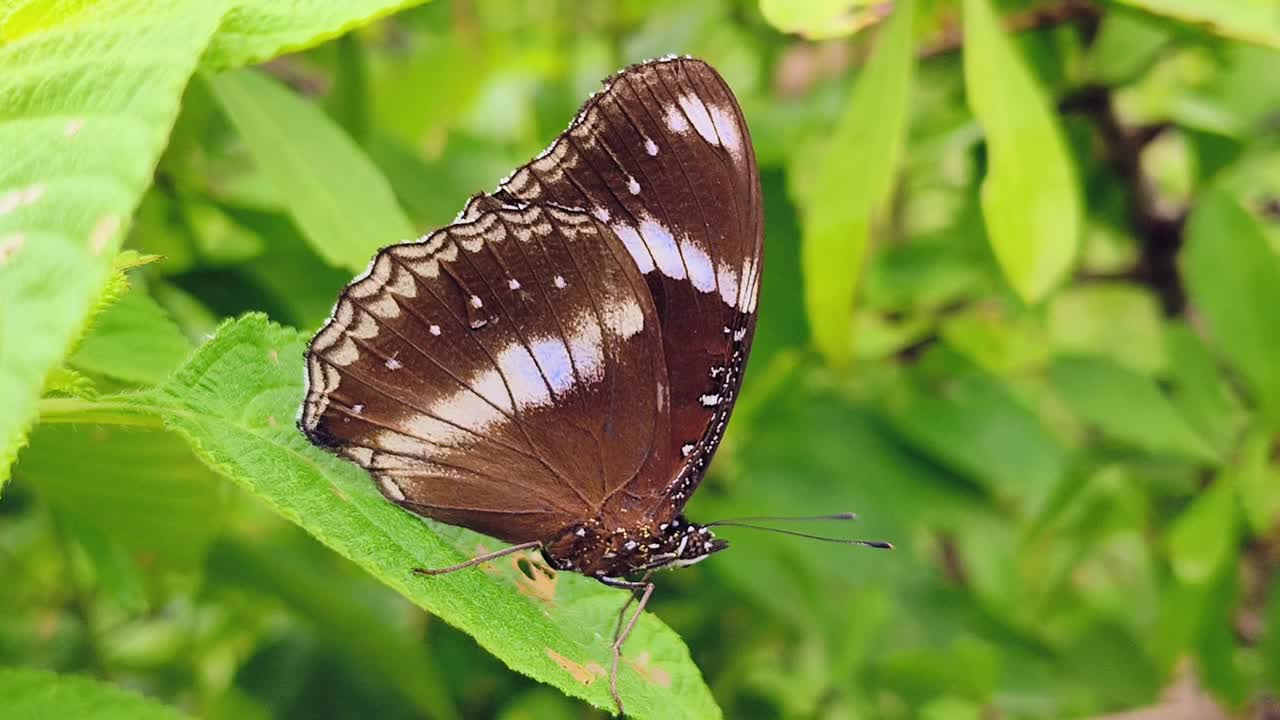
[1114,0,1280,49]
[1165,323,1247,457]
[759,0,892,39]
[199,0,435,71]
[208,69,415,272]
[208,534,460,720]
[1049,356,1220,464]
[0,1,225,490]
[69,284,192,385]
[884,361,1064,513]
[1047,283,1166,375]
[16,423,228,568]
[962,0,1082,303]
[798,0,915,366]
[125,315,719,719]
[0,666,191,720]
[1235,430,1280,535]
[0,0,443,489]
[1183,189,1280,428]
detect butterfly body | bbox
[539,515,728,580]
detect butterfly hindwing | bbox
[300,205,668,543]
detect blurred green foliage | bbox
[3,0,1280,717]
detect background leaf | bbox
[798,0,915,366]
[209,69,415,272]
[0,666,191,720]
[1183,189,1280,428]
[962,0,1082,302]
[1050,355,1220,464]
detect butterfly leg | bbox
[412,540,542,575]
[600,575,655,716]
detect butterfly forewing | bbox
[301,205,668,544]
[464,57,764,520]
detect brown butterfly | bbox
[299,56,885,714]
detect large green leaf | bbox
[15,423,227,568]
[209,69,415,272]
[68,284,192,386]
[962,0,1081,303]
[1166,472,1238,586]
[0,1,224,489]
[1115,0,1280,48]
[96,315,716,718]
[798,0,915,366]
[0,667,191,720]
[0,0,437,489]
[1049,356,1220,464]
[1183,189,1280,428]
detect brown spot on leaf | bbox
[328,483,349,502]
[0,233,24,265]
[546,648,605,686]
[267,414,279,427]
[65,119,84,137]
[268,349,279,365]
[512,552,557,603]
[627,650,672,688]
[89,214,120,255]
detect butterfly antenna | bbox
[707,521,892,549]
[707,511,860,525]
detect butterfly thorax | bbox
[540,515,728,580]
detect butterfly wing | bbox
[300,205,669,543]
[463,57,764,521]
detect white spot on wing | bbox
[717,261,739,307]
[470,295,483,309]
[612,223,655,274]
[429,324,441,336]
[554,275,567,289]
[566,308,605,384]
[639,217,685,280]
[679,94,719,146]
[592,207,610,222]
[602,297,645,340]
[468,368,513,413]
[665,104,689,134]
[530,335,575,395]
[508,278,521,290]
[644,138,659,156]
[710,105,743,159]
[385,357,402,370]
[681,238,715,292]
[627,176,641,195]
[496,342,552,410]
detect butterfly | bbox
[300,56,766,714]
